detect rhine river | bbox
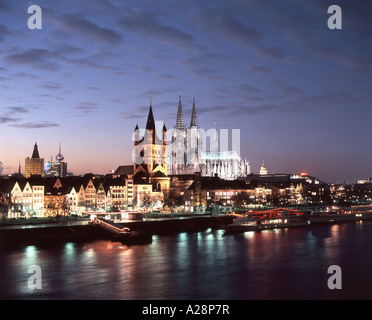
[1,220,372,300]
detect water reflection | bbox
[2,222,372,299]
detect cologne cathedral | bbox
[168,96,250,180]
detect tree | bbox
[0,194,10,224]
[164,189,184,207]
[44,195,69,219]
[231,192,252,207]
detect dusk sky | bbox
[0,0,371,183]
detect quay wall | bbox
[0,216,233,246]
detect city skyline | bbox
[0,0,371,183]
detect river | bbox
[1,220,372,300]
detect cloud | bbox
[54,14,122,45]
[0,116,20,124]
[178,52,237,79]
[6,107,29,114]
[157,74,178,80]
[118,10,202,50]
[0,0,9,11]
[5,49,60,71]
[255,45,288,62]
[9,121,60,129]
[74,103,98,116]
[39,82,63,90]
[196,9,263,44]
[120,105,151,120]
[0,24,13,42]
[85,86,100,91]
[249,66,273,74]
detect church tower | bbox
[170,95,187,175]
[187,97,203,174]
[25,142,45,178]
[133,99,169,191]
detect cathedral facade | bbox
[168,96,250,180]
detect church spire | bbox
[31,142,40,159]
[175,94,185,129]
[146,99,155,131]
[190,97,198,128]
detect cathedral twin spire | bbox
[190,97,198,128]
[176,95,185,129]
[176,95,198,130]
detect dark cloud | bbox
[120,112,144,120]
[11,72,37,80]
[135,65,154,73]
[178,53,237,79]
[85,86,100,91]
[249,66,273,74]
[157,74,178,80]
[275,83,304,95]
[255,45,289,62]
[143,89,165,96]
[54,14,122,45]
[62,56,118,70]
[5,49,60,71]
[0,0,9,11]
[6,107,29,114]
[9,121,60,129]
[196,9,263,44]
[74,103,98,116]
[0,24,12,42]
[0,116,20,124]
[118,10,202,50]
[148,53,172,60]
[39,82,63,90]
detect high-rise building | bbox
[25,143,45,178]
[45,142,68,178]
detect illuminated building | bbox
[133,99,170,192]
[25,143,44,178]
[169,96,204,175]
[259,161,268,175]
[169,96,250,180]
[8,178,44,218]
[45,142,68,178]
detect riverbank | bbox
[0,215,233,246]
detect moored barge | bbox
[224,208,309,233]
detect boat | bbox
[306,206,372,223]
[224,208,309,233]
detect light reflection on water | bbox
[2,221,372,299]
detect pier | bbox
[95,217,131,235]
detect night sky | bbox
[0,0,371,183]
